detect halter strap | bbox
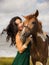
[24,26,31,30]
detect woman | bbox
[1,16,31,65]
[12,21,31,65]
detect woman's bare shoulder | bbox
[15,31,22,44]
[15,31,22,50]
[15,32,20,38]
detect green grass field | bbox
[0,57,49,65]
[0,57,14,65]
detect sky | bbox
[0,0,49,57]
[0,0,49,33]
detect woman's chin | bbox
[19,28,22,31]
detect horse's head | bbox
[20,10,43,43]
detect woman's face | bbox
[15,19,23,31]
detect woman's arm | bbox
[15,32,31,53]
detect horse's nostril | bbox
[24,33,26,36]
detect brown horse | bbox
[20,10,48,65]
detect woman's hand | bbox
[25,37,32,46]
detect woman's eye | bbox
[20,21,22,23]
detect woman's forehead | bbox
[15,19,21,23]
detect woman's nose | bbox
[21,22,24,26]
[21,22,23,25]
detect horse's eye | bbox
[32,22,36,24]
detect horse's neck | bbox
[37,33,47,42]
[32,33,47,49]
[32,33,37,46]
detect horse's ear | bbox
[34,10,39,17]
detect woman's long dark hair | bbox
[1,16,22,46]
